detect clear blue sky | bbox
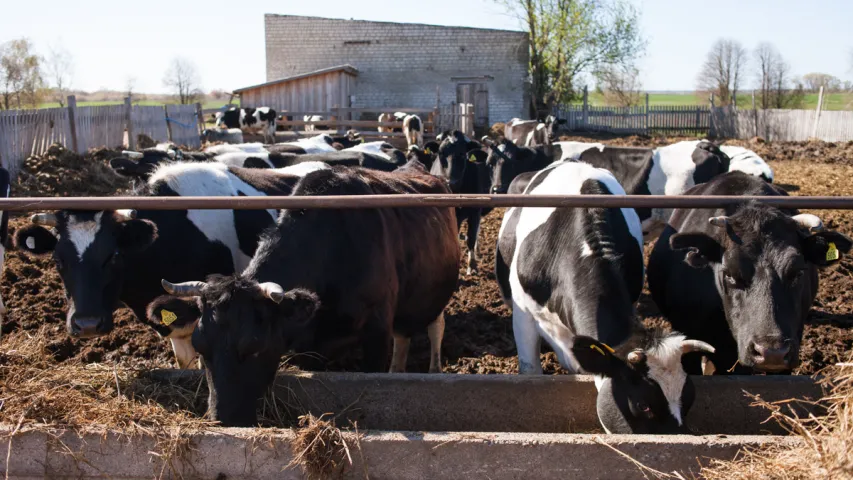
[2,0,851,94]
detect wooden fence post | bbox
[125,97,135,150]
[582,86,589,131]
[66,95,79,153]
[751,90,758,139]
[164,105,173,142]
[644,93,650,134]
[812,86,824,139]
[708,93,716,138]
[195,103,205,135]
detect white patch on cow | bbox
[277,134,337,154]
[256,107,270,115]
[645,334,689,426]
[25,237,35,250]
[498,144,507,153]
[553,141,605,161]
[203,142,267,155]
[642,141,703,237]
[580,242,593,258]
[272,161,330,177]
[503,162,643,374]
[345,141,393,160]
[67,212,104,261]
[720,145,774,181]
[535,123,546,132]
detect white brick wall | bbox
[264,15,530,125]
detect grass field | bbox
[579,92,853,110]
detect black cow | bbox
[214,107,278,143]
[648,172,851,375]
[430,130,491,275]
[495,160,714,434]
[406,141,440,171]
[504,115,566,146]
[485,139,559,194]
[14,162,329,368]
[158,166,461,426]
[214,150,402,171]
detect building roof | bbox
[264,14,528,36]
[233,65,359,94]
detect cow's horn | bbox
[31,213,58,226]
[161,279,207,297]
[116,209,137,221]
[792,213,824,232]
[708,216,729,229]
[681,339,715,355]
[258,282,285,304]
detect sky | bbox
[1,0,851,94]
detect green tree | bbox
[0,38,44,109]
[498,0,645,117]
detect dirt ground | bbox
[2,138,852,376]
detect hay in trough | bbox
[700,358,853,480]
[287,413,362,480]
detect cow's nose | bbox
[748,340,792,371]
[71,317,104,338]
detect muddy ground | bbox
[2,138,852,375]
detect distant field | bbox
[36,100,230,110]
[579,92,852,110]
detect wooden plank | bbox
[67,95,79,153]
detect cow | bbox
[495,159,715,434]
[485,139,560,194]
[214,107,277,144]
[203,142,267,155]
[344,141,407,166]
[720,145,773,183]
[304,115,330,132]
[647,171,851,375]
[13,161,329,369]
[157,165,461,426]
[504,115,566,146]
[403,114,423,148]
[377,112,396,133]
[429,130,491,275]
[406,141,440,171]
[201,128,244,145]
[214,150,402,171]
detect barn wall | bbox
[240,71,354,113]
[264,15,529,124]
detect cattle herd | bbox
[5,107,850,433]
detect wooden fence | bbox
[711,106,853,142]
[555,103,710,136]
[0,95,202,178]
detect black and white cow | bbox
[504,115,566,147]
[214,107,278,144]
[403,114,423,148]
[214,150,403,172]
[201,128,245,145]
[14,161,329,368]
[430,130,491,275]
[406,141,441,171]
[495,160,714,434]
[158,165,461,426]
[719,144,774,182]
[648,171,850,375]
[344,141,407,167]
[304,115,331,132]
[485,139,560,194]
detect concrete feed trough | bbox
[1,372,821,479]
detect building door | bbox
[456,83,489,129]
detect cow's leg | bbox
[513,302,542,374]
[465,213,481,275]
[536,320,581,373]
[457,210,467,241]
[427,312,445,373]
[389,334,411,373]
[362,311,392,373]
[170,336,198,369]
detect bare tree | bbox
[162,58,201,105]
[697,38,747,106]
[0,38,44,109]
[45,45,73,107]
[754,42,803,109]
[802,73,841,93]
[125,75,137,99]
[595,64,642,106]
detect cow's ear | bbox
[14,225,57,254]
[670,233,723,268]
[275,289,321,347]
[117,219,158,253]
[803,231,853,266]
[468,150,487,164]
[146,295,201,334]
[571,336,623,377]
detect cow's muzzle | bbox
[748,338,795,372]
[69,316,108,338]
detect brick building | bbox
[237,15,529,127]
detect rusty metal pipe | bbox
[3,194,853,212]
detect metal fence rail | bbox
[6,194,853,212]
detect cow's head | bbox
[670,203,851,372]
[146,295,202,369]
[160,275,320,426]
[572,332,715,434]
[486,139,527,194]
[431,130,482,191]
[15,210,158,337]
[406,141,440,171]
[213,111,225,128]
[543,115,567,142]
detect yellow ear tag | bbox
[161,309,177,326]
[590,345,606,356]
[600,343,615,354]
[826,242,839,262]
[424,148,431,155]
[468,153,477,163]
